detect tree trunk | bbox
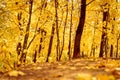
[99,10,109,58]
[59,0,68,60]
[73,0,86,59]
[116,34,120,58]
[38,29,46,57]
[19,0,33,63]
[16,42,22,56]
[46,24,55,62]
[110,45,113,58]
[33,47,37,63]
[55,0,60,61]
[38,38,43,55]
[67,0,73,60]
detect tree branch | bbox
[27,17,40,49]
[86,0,95,6]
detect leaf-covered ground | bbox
[0,58,120,80]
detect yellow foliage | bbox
[0,0,120,72]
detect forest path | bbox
[0,58,120,80]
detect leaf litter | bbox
[0,58,120,80]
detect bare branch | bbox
[86,0,95,6]
[27,17,40,49]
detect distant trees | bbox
[98,0,120,58]
[116,0,120,58]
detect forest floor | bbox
[0,58,120,80]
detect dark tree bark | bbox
[67,0,73,60]
[99,33,106,57]
[99,9,109,58]
[55,0,60,61]
[46,24,55,62]
[59,0,68,60]
[38,29,46,57]
[116,34,120,58]
[73,0,86,59]
[110,45,113,58]
[19,0,33,63]
[33,47,37,63]
[16,42,22,56]
[115,0,120,58]
[38,38,43,55]
[110,17,115,58]
[16,11,23,57]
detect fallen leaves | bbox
[111,67,120,78]
[96,74,115,80]
[76,73,92,80]
[8,70,25,77]
[1,58,120,80]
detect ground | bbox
[0,58,120,80]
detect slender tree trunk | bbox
[90,15,98,57]
[38,38,43,55]
[90,44,96,57]
[105,37,108,58]
[116,34,120,58]
[67,0,73,60]
[73,0,86,59]
[16,11,23,57]
[16,42,22,56]
[110,16,115,58]
[33,46,37,63]
[110,45,113,58]
[55,0,60,61]
[116,39,118,58]
[46,24,55,62]
[59,0,68,60]
[19,0,33,63]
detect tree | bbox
[73,0,86,59]
[19,0,33,63]
[110,44,113,57]
[116,34,120,58]
[46,24,55,62]
[54,0,60,61]
[115,0,120,58]
[67,0,73,59]
[99,3,109,58]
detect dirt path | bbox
[0,58,120,80]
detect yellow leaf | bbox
[96,74,115,80]
[8,70,25,77]
[76,73,92,80]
